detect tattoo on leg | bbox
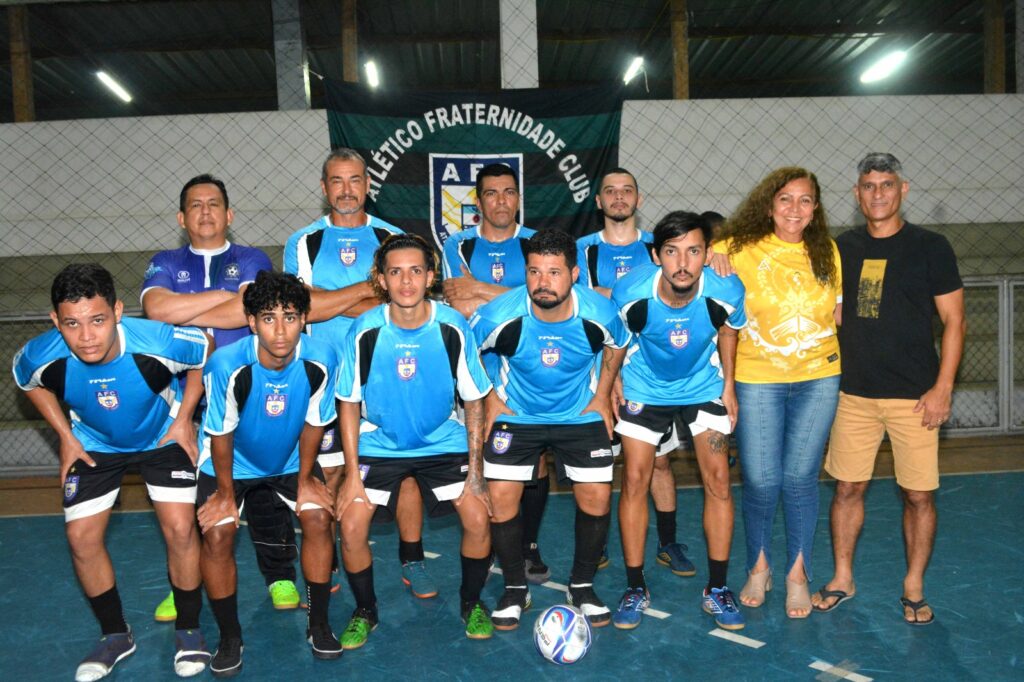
[707,431,729,455]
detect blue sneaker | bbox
[173,628,211,677]
[703,587,745,630]
[401,560,438,599]
[656,542,697,576]
[75,629,136,682]
[612,587,651,630]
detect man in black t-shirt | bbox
[810,153,965,626]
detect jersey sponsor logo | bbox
[541,346,561,367]
[224,263,240,279]
[339,246,358,266]
[615,264,631,279]
[491,430,513,453]
[397,356,417,381]
[669,327,689,349]
[170,470,196,481]
[320,428,335,451]
[96,389,120,410]
[491,261,505,283]
[625,400,644,415]
[64,474,80,501]
[590,448,613,458]
[265,392,287,417]
[144,262,161,279]
[428,152,524,250]
[176,270,191,283]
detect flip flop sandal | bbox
[900,597,935,626]
[811,588,855,613]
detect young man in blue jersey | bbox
[14,264,211,681]
[442,163,554,584]
[335,233,495,646]
[285,149,434,599]
[610,211,747,630]
[142,174,302,617]
[578,168,695,579]
[196,271,342,674]
[472,229,629,630]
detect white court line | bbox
[490,567,672,619]
[708,628,766,649]
[809,660,873,682]
[424,551,440,559]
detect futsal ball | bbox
[533,604,592,665]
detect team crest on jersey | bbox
[397,356,417,381]
[626,401,644,415]
[339,247,358,266]
[428,153,524,251]
[64,474,80,501]
[320,429,335,451]
[491,430,513,454]
[669,328,689,349]
[176,270,190,283]
[541,347,561,367]
[615,264,631,279]
[224,263,240,280]
[265,393,287,417]
[96,389,119,410]
[491,261,505,283]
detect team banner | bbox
[325,79,623,250]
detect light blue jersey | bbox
[337,301,491,458]
[200,335,338,479]
[442,224,536,286]
[612,263,746,405]
[576,229,654,289]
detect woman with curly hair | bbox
[713,167,842,619]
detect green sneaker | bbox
[154,591,176,623]
[462,601,494,640]
[340,608,378,650]
[268,580,300,610]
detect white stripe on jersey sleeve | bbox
[304,359,336,427]
[448,325,491,402]
[204,367,243,436]
[296,233,314,284]
[336,329,368,402]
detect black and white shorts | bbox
[611,423,680,458]
[196,464,327,528]
[358,454,469,523]
[316,417,344,468]
[615,399,731,445]
[62,444,197,523]
[484,421,613,485]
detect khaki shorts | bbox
[825,392,939,491]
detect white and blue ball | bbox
[533,604,592,665]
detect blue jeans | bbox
[735,376,840,581]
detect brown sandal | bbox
[786,578,812,619]
[739,569,772,607]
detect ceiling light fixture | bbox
[365,61,380,88]
[623,57,644,85]
[96,71,132,103]
[860,50,907,84]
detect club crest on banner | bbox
[397,356,417,381]
[96,389,119,410]
[669,327,689,349]
[339,246,358,266]
[491,430,513,454]
[541,346,561,367]
[265,392,287,417]
[429,153,523,251]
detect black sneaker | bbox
[75,629,136,682]
[523,543,551,584]
[210,636,243,678]
[567,583,612,628]
[307,622,343,660]
[491,587,531,631]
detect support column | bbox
[9,4,35,122]
[984,0,1005,93]
[670,0,690,99]
[342,0,358,82]
[1016,0,1023,93]
[271,0,310,109]
[499,0,539,89]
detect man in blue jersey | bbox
[335,233,495,646]
[442,163,555,584]
[285,148,434,598]
[577,168,694,580]
[472,230,629,630]
[196,271,342,674]
[13,264,211,681]
[142,174,301,617]
[610,211,747,630]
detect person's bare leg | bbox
[66,510,116,596]
[618,437,657,566]
[810,480,867,609]
[900,488,936,623]
[395,476,424,543]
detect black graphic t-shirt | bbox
[836,223,962,399]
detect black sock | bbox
[345,565,377,611]
[399,539,425,564]
[459,554,491,605]
[656,509,677,547]
[707,558,729,591]
[490,515,526,588]
[208,593,242,640]
[626,565,646,591]
[520,476,550,547]
[171,584,202,630]
[570,509,610,585]
[87,585,128,635]
[306,581,331,627]
[331,540,339,573]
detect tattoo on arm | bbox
[464,399,485,486]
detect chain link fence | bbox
[1,94,1022,474]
